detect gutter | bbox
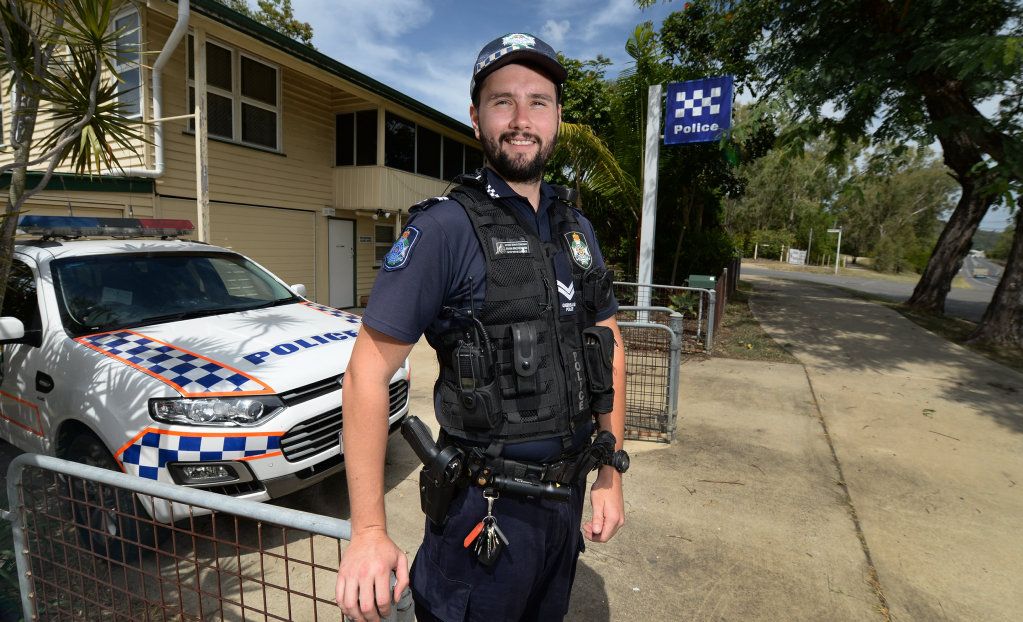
[116,0,191,178]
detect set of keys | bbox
[462,490,509,566]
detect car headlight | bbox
[149,396,285,426]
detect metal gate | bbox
[1,453,413,621]
[619,307,683,443]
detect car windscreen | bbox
[51,251,299,336]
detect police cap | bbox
[471,33,567,101]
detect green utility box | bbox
[688,274,716,289]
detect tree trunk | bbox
[968,207,1023,350]
[0,91,38,315]
[907,78,1000,313]
[906,173,995,312]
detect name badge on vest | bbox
[564,231,592,269]
[493,237,530,256]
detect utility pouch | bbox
[419,468,459,526]
[511,322,539,394]
[582,325,615,413]
[582,267,614,312]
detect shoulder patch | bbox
[409,196,449,214]
[383,226,421,271]
[564,230,593,269]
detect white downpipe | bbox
[118,0,191,178]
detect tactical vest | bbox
[415,179,615,447]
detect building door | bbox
[329,219,356,308]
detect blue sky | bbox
[288,0,1013,233]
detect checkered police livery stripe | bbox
[76,330,273,397]
[115,428,284,481]
[674,86,722,118]
[301,301,362,325]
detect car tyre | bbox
[64,434,165,564]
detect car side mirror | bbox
[290,284,307,298]
[0,317,25,342]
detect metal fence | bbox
[618,307,683,443]
[2,453,413,622]
[614,282,715,353]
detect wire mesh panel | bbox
[617,317,680,443]
[6,457,412,622]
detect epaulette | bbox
[409,195,450,214]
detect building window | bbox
[114,8,141,118]
[384,112,415,173]
[187,35,281,151]
[335,109,378,166]
[464,145,484,172]
[375,224,395,266]
[384,112,480,180]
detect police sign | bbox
[664,76,734,145]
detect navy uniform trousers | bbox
[410,479,586,622]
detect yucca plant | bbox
[0,0,144,312]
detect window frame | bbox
[112,5,143,120]
[373,223,396,268]
[187,34,283,153]
[335,109,379,167]
[2,258,43,348]
[383,111,478,181]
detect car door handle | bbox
[36,371,54,393]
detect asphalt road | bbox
[740,262,999,322]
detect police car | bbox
[0,216,409,531]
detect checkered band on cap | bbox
[301,301,362,324]
[117,428,283,481]
[77,330,272,396]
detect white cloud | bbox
[289,0,477,121]
[541,19,571,47]
[582,0,640,41]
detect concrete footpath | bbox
[267,276,1023,620]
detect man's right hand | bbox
[335,529,409,622]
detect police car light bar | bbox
[18,215,195,239]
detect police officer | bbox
[335,33,626,622]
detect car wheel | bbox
[63,434,164,564]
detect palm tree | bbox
[0,0,142,311]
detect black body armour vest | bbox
[416,181,612,446]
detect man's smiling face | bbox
[470,62,561,184]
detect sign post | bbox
[638,85,662,311]
[827,228,843,275]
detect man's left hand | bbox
[583,466,624,542]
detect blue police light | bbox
[18,215,194,238]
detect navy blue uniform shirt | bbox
[363,168,618,460]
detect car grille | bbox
[280,373,343,406]
[280,380,409,462]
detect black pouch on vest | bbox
[582,267,614,312]
[582,325,615,414]
[511,321,539,394]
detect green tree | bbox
[988,226,1015,262]
[0,0,143,313]
[216,0,313,46]
[643,0,1023,349]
